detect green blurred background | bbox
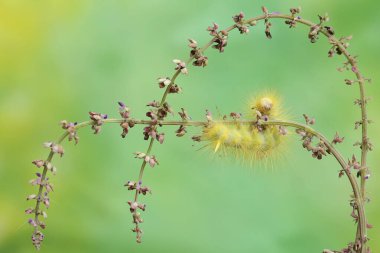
[0,0,379,252]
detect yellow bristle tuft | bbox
[200,91,289,167]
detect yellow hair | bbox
[201,91,287,166]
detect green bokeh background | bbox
[0,1,379,252]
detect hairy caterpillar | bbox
[201,92,287,163]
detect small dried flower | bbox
[175,125,187,137]
[279,126,288,135]
[89,112,108,134]
[290,7,301,15]
[118,102,130,119]
[128,201,139,213]
[124,180,137,190]
[146,100,160,108]
[134,152,146,159]
[324,26,335,36]
[348,155,361,170]
[31,230,44,250]
[285,19,297,28]
[156,133,165,144]
[188,39,198,48]
[232,11,245,23]
[192,135,202,142]
[308,24,321,43]
[264,20,272,39]
[178,108,190,121]
[332,132,344,144]
[26,194,37,201]
[303,114,315,125]
[168,84,182,94]
[143,126,157,140]
[229,112,242,120]
[157,77,171,88]
[207,22,219,36]
[133,212,143,224]
[206,110,213,121]
[192,56,208,67]
[173,59,188,74]
[32,160,45,168]
[43,194,50,208]
[144,155,159,167]
[120,121,129,138]
[146,111,158,121]
[261,6,269,16]
[212,36,228,52]
[28,218,37,227]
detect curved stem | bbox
[31,9,370,253]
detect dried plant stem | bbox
[40,117,366,251]
[30,10,370,253]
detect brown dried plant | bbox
[26,6,372,253]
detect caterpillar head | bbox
[250,92,282,120]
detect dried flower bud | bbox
[229,112,242,120]
[207,22,219,36]
[324,26,335,35]
[144,155,159,167]
[261,6,269,15]
[146,111,158,121]
[348,155,361,170]
[264,20,272,39]
[290,7,301,15]
[332,132,344,144]
[344,79,354,85]
[146,100,160,108]
[133,212,143,224]
[188,39,198,48]
[318,13,329,23]
[43,194,50,208]
[168,84,182,94]
[118,102,130,119]
[134,152,146,159]
[32,160,45,168]
[120,121,129,138]
[158,77,171,88]
[128,201,139,213]
[26,194,37,201]
[232,11,245,23]
[303,114,315,125]
[60,120,79,144]
[143,126,157,140]
[206,110,213,121]
[285,19,297,28]
[192,56,208,67]
[279,126,288,135]
[39,222,46,229]
[178,108,191,121]
[295,128,307,137]
[175,125,187,137]
[156,133,165,144]
[124,180,137,190]
[173,59,188,74]
[89,112,108,134]
[192,135,202,142]
[28,218,37,227]
[31,230,44,250]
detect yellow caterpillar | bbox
[201,92,287,163]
